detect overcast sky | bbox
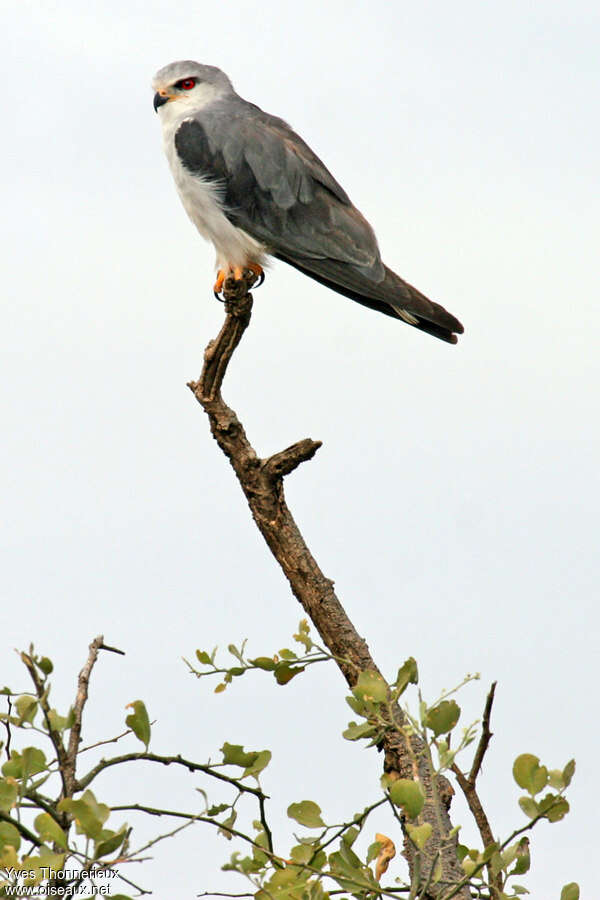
[2,1,598,897]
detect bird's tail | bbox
[381,266,464,344]
[278,253,464,344]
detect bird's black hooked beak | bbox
[153,92,169,112]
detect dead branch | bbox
[64,635,114,796]
[187,272,469,899]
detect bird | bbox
[152,61,463,344]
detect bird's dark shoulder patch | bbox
[175,119,222,178]
[173,117,264,231]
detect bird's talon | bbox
[213,270,226,296]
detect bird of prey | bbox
[152,61,463,344]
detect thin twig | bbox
[2,696,12,759]
[258,793,273,854]
[110,803,272,855]
[77,751,268,799]
[198,894,254,899]
[79,727,133,754]
[450,683,499,896]
[469,682,497,784]
[313,797,387,859]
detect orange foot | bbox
[213,263,265,299]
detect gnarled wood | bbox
[188,272,469,899]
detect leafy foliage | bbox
[0,628,579,900]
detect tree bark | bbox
[188,273,470,899]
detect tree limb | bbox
[187,273,469,899]
[63,635,118,798]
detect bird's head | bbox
[152,61,234,118]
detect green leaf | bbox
[406,822,432,850]
[206,803,230,816]
[125,700,151,749]
[58,790,109,840]
[195,650,212,665]
[511,838,530,874]
[287,800,325,828]
[293,621,313,651]
[47,708,73,734]
[456,844,469,862]
[366,840,381,863]
[37,657,53,675]
[267,868,298,889]
[16,695,38,725]
[290,843,314,864]
[0,821,21,851]
[352,671,388,704]
[95,826,128,858]
[0,778,18,812]
[342,722,377,741]
[562,759,576,787]
[244,750,271,778]
[512,754,548,796]
[214,682,226,693]
[228,644,245,663]
[436,739,456,770]
[539,793,569,822]
[342,826,359,847]
[250,657,277,671]
[560,884,580,900]
[548,769,565,790]
[394,657,419,695]
[338,839,361,868]
[482,841,499,862]
[274,664,305,685]
[21,847,65,883]
[221,743,259,768]
[518,796,540,819]
[2,747,47,778]
[218,810,237,840]
[389,779,425,818]
[278,648,298,660]
[34,813,68,849]
[345,696,368,716]
[424,700,461,736]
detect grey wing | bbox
[175,105,463,341]
[175,106,383,274]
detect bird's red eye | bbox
[179,78,196,90]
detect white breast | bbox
[160,116,266,271]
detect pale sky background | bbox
[2,0,598,897]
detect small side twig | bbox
[3,696,13,759]
[262,439,323,480]
[450,683,499,896]
[79,727,133,754]
[468,681,496,784]
[65,635,116,796]
[77,751,268,799]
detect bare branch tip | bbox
[99,642,126,656]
